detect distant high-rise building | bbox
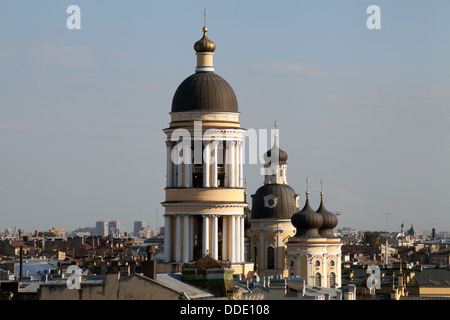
[109,221,120,237]
[134,221,146,236]
[96,221,108,237]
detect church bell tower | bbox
[161,15,252,274]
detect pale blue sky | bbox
[1,1,449,234]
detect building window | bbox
[329,259,335,267]
[315,259,321,267]
[329,272,336,287]
[267,246,275,269]
[314,273,321,287]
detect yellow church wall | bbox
[249,220,295,276]
[165,188,244,202]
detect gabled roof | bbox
[185,255,226,269]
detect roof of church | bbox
[291,196,324,239]
[251,184,299,220]
[171,72,238,113]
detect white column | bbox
[212,215,218,260]
[236,215,241,263]
[277,230,283,270]
[212,141,218,187]
[183,215,190,263]
[337,253,342,287]
[177,161,183,188]
[322,252,328,287]
[183,142,192,188]
[189,216,194,261]
[202,215,210,257]
[239,141,244,187]
[230,215,236,262]
[222,216,228,261]
[306,255,312,286]
[203,142,210,187]
[229,141,236,188]
[240,215,245,263]
[175,215,182,262]
[235,141,242,188]
[236,141,239,188]
[296,254,301,277]
[224,142,229,187]
[164,215,172,262]
[173,153,178,187]
[166,141,173,188]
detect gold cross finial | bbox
[306,177,309,197]
[203,8,208,33]
[274,120,278,139]
[320,178,324,197]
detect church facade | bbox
[159,18,342,287]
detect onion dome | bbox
[291,192,324,239]
[251,184,299,220]
[171,23,239,113]
[194,27,216,53]
[171,72,238,113]
[316,193,338,239]
[263,139,288,166]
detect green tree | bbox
[362,231,385,245]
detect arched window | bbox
[329,272,336,287]
[314,273,321,287]
[267,246,275,269]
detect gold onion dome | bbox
[194,27,216,53]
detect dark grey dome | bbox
[171,72,238,113]
[291,197,324,239]
[263,140,288,166]
[317,198,338,239]
[251,184,298,220]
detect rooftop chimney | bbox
[142,245,157,280]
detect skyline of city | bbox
[1,1,449,234]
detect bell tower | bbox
[161,15,252,275]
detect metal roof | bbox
[156,273,214,299]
